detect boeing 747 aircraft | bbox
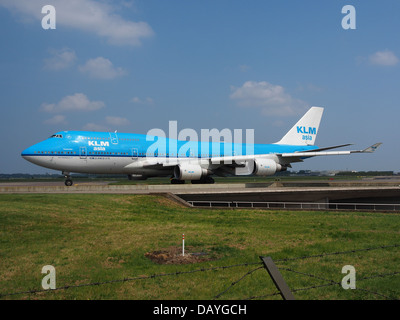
[21,107,381,186]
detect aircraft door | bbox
[132,147,139,160]
[80,146,87,159]
[109,131,118,145]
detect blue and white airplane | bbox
[21,107,381,186]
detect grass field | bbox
[0,193,399,300]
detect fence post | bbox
[260,256,295,300]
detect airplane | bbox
[21,107,381,186]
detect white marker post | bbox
[182,234,185,256]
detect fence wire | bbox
[1,244,399,300]
[0,262,261,299]
[274,243,400,263]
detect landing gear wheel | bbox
[65,179,73,187]
[191,176,215,184]
[170,179,185,184]
[205,176,215,184]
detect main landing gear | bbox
[170,176,215,184]
[63,171,73,187]
[170,178,185,184]
[191,176,215,184]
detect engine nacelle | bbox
[174,164,208,180]
[252,159,283,176]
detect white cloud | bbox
[82,122,109,132]
[230,81,307,116]
[296,83,323,93]
[79,57,126,79]
[130,97,154,105]
[82,116,130,131]
[0,0,154,46]
[44,48,77,70]
[369,50,399,66]
[43,115,67,125]
[106,116,130,126]
[41,93,105,112]
[239,65,251,72]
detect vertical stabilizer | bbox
[276,106,324,146]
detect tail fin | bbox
[276,106,324,146]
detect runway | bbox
[1,178,400,207]
[0,181,251,194]
[0,181,112,187]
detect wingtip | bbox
[362,143,382,153]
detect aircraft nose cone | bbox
[21,147,30,157]
[21,145,36,160]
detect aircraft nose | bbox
[21,145,35,159]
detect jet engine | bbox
[252,159,284,176]
[174,164,209,180]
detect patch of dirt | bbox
[102,256,125,269]
[145,246,214,265]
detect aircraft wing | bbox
[124,143,382,171]
[298,143,353,153]
[200,143,382,165]
[279,143,382,161]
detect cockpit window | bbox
[50,134,63,138]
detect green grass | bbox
[0,194,399,300]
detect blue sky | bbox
[1,0,399,174]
